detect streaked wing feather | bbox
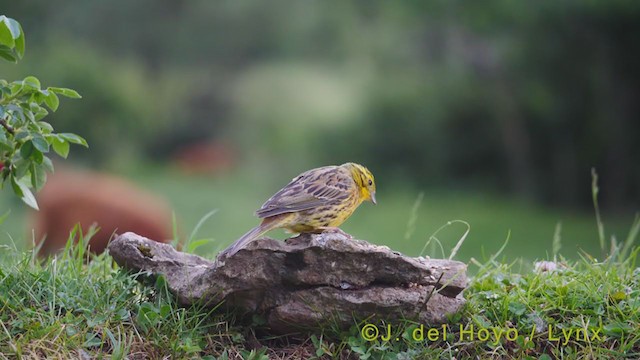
[255,197,327,218]
[255,166,351,218]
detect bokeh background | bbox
[1,1,638,262]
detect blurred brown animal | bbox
[30,169,174,257]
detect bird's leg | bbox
[317,226,353,239]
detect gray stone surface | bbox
[108,232,467,333]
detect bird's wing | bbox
[255,166,353,218]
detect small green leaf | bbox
[15,131,29,141]
[159,304,171,318]
[32,91,47,105]
[22,76,40,90]
[0,17,15,48]
[508,301,526,316]
[9,82,22,96]
[1,16,22,40]
[58,133,88,147]
[20,140,34,158]
[30,163,46,191]
[83,332,102,348]
[31,134,49,153]
[610,291,627,302]
[31,148,44,164]
[0,46,17,63]
[44,91,60,111]
[23,106,35,122]
[34,106,49,121]
[11,175,39,210]
[13,158,30,178]
[65,325,78,337]
[50,87,81,99]
[39,121,54,133]
[10,175,23,197]
[0,139,10,151]
[52,137,70,158]
[14,25,24,59]
[42,155,54,172]
[603,321,633,338]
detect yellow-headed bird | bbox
[218,162,376,258]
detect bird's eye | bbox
[368,179,373,186]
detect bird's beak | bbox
[370,191,377,205]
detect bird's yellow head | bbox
[342,162,377,205]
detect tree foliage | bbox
[0,15,86,209]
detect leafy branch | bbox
[0,15,87,209]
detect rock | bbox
[108,232,467,333]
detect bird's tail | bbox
[217,221,274,259]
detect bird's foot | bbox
[318,227,353,239]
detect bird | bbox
[218,162,376,259]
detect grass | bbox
[0,223,638,359]
[0,167,638,358]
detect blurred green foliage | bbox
[0,168,634,263]
[1,1,638,210]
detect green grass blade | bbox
[591,168,606,254]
